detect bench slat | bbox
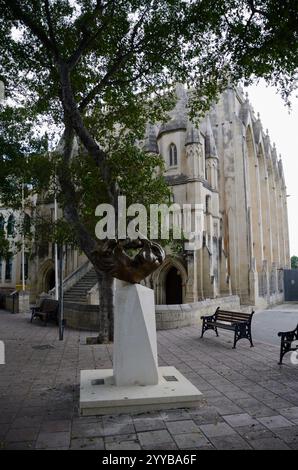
[215,310,252,323]
[216,318,249,324]
[216,310,252,317]
[216,313,250,318]
[216,308,252,314]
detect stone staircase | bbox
[64,268,98,304]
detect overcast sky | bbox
[246,81,298,258]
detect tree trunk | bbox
[96,270,114,343]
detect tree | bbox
[0,0,297,341]
[291,256,298,269]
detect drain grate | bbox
[163,375,178,382]
[32,344,54,350]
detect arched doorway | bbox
[44,268,55,292]
[165,267,182,304]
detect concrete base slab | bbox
[80,366,203,416]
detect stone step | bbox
[64,299,86,302]
[63,268,97,304]
[67,287,90,291]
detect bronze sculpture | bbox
[92,235,165,284]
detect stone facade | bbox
[145,85,290,309]
[0,85,290,315]
[0,201,87,302]
[0,208,31,295]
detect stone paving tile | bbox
[209,435,252,450]
[137,430,175,447]
[133,417,166,432]
[2,310,298,450]
[142,442,179,450]
[273,426,298,444]
[199,422,237,438]
[35,431,71,449]
[0,412,18,424]
[250,437,291,450]
[206,397,243,415]
[40,420,71,433]
[222,413,259,428]
[106,441,142,450]
[201,389,223,398]
[289,441,298,450]
[102,415,135,436]
[71,420,104,438]
[222,390,252,400]
[279,407,298,421]
[188,407,224,425]
[10,415,44,429]
[159,409,190,422]
[70,437,105,450]
[257,415,295,430]
[5,427,40,443]
[165,419,200,435]
[0,424,10,441]
[173,432,211,450]
[232,398,275,417]
[105,434,141,451]
[3,441,35,450]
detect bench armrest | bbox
[277,325,298,336]
[278,324,298,340]
[201,314,216,320]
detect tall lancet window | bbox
[7,214,15,236]
[169,143,178,166]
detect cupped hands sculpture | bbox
[92,234,165,284]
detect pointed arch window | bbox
[24,214,31,235]
[169,143,178,167]
[0,215,4,233]
[206,195,211,214]
[5,253,13,281]
[7,215,15,236]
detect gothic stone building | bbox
[0,86,290,325]
[148,85,290,311]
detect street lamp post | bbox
[58,244,64,341]
[54,195,59,301]
[21,183,25,292]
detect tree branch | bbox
[4,0,59,58]
[58,61,117,207]
[247,0,268,18]
[57,120,99,260]
[78,40,145,111]
[44,0,58,54]
[75,3,150,109]
[67,0,116,70]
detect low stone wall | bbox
[64,295,241,331]
[156,295,241,330]
[64,302,103,331]
[1,291,30,314]
[269,292,284,307]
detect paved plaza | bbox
[0,305,298,450]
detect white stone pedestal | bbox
[113,283,159,386]
[80,283,202,416]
